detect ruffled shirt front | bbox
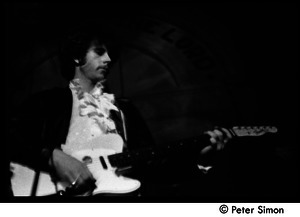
[62,79,123,155]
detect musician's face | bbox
[79,41,111,84]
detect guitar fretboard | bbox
[108,126,278,169]
[108,134,211,168]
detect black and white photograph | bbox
[4,2,298,205]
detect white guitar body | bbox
[11,134,141,196]
[72,148,140,195]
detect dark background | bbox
[5,2,298,201]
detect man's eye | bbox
[95,48,106,55]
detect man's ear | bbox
[74,58,85,66]
[74,59,80,66]
[74,59,79,66]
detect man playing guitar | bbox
[10,24,269,197]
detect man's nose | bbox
[102,52,111,63]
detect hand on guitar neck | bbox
[199,126,278,156]
[200,127,233,156]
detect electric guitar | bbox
[10,126,278,196]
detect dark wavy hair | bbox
[59,23,117,81]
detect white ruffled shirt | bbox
[62,79,123,155]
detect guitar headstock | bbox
[231,126,278,137]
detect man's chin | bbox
[99,77,107,83]
[98,79,107,87]
[92,76,106,85]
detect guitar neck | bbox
[108,126,278,169]
[108,135,209,169]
